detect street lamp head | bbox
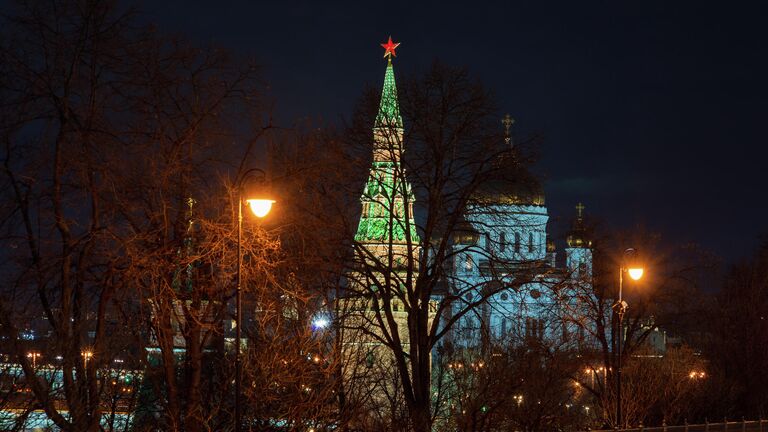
[245,198,275,218]
[239,168,275,218]
[627,267,644,280]
[623,248,644,281]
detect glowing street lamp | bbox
[627,267,644,281]
[245,198,275,218]
[689,370,706,380]
[234,168,275,432]
[614,247,644,428]
[26,352,41,369]
[81,350,93,368]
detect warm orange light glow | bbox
[246,199,275,218]
[27,352,41,368]
[627,267,644,280]
[81,350,93,365]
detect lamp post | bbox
[81,349,93,368]
[614,247,644,429]
[26,352,41,369]
[234,168,275,432]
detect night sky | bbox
[135,0,768,265]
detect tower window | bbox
[486,233,493,253]
[499,232,506,252]
[464,255,473,272]
[514,232,521,253]
[528,232,534,253]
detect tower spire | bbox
[567,202,591,248]
[376,37,403,129]
[354,37,418,245]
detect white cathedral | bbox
[448,169,593,350]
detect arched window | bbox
[499,232,506,252]
[514,232,521,253]
[528,232,534,253]
[486,233,493,253]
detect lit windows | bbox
[464,255,474,272]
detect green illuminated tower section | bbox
[354,52,419,251]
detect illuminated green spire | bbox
[355,52,418,245]
[375,59,403,129]
[354,161,418,244]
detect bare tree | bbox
[565,227,711,427]
[0,2,146,429]
[0,1,270,430]
[702,239,768,419]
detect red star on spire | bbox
[381,36,400,59]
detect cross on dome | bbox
[502,114,515,136]
[502,114,515,146]
[576,202,585,218]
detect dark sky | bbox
[135,0,768,264]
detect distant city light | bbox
[312,316,330,330]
